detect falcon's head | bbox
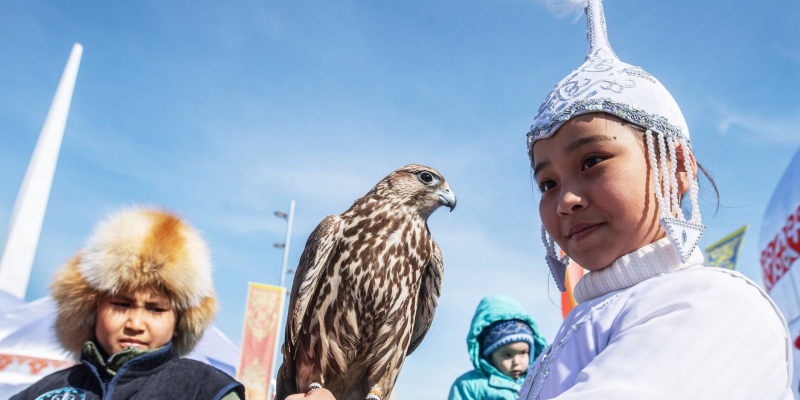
[375,164,457,217]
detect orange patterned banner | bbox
[0,354,71,375]
[237,283,286,400]
[560,250,586,319]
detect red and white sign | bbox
[760,147,800,398]
[760,202,800,293]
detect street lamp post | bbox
[274,200,295,288]
[270,200,294,400]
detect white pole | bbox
[279,200,295,287]
[0,43,83,299]
[271,200,294,397]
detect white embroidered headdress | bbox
[529,0,704,292]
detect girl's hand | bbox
[285,388,336,400]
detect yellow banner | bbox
[706,225,748,270]
[236,283,286,400]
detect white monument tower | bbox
[0,44,83,299]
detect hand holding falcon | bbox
[276,164,456,400]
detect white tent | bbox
[0,290,240,398]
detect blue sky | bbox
[1,0,798,398]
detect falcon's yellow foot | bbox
[366,389,382,400]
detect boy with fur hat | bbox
[13,208,245,400]
[448,295,546,400]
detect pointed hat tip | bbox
[585,0,617,59]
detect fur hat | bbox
[51,208,217,356]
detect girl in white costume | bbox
[521,0,792,399]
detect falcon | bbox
[275,164,456,400]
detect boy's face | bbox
[489,341,530,380]
[95,288,177,355]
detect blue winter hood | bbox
[466,295,547,378]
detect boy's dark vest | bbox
[11,343,245,400]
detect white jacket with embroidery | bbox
[520,238,792,400]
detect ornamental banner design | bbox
[0,354,72,376]
[236,283,285,400]
[705,225,748,271]
[761,202,800,293]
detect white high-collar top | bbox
[520,238,793,400]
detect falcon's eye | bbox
[419,172,434,184]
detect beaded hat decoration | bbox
[529,0,704,292]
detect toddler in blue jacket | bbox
[448,295,546,400]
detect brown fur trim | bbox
[51,254,101,356]
[175,295,218,356]
[50,208,218,356]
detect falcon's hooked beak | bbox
[436,186,457,212]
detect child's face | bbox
[95,288,177,355]
[533,114,665,271]
[489,342,530,380]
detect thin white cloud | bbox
[533,0,587,19]
[710,99,800,145]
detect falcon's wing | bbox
[407,240,443,355]
[285,215,343,348]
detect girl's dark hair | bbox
[696,163,720,214]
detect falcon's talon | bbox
[308,382,323,392]
[366,391,382,400]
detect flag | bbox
[560,250,586,319]
[237,283,286,400]
[706,225,748,270]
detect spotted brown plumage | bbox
[276,164,456,400]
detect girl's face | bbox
[95,288,177,355]
[532,113,665,271]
